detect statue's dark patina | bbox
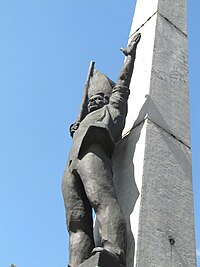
[62,33,141,267]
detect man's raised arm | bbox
[116,32,141,89]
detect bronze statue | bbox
[62,33,141,267]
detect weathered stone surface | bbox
[124,13,190,147]
[129,0,187,37]
[113,0,195,267]
[114,120,196,267]
[134,120,196,267]
[149,14,190,146]
[158,0,187,35]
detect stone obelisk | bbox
[112,0,196,266]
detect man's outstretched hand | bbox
[120,32,141,56]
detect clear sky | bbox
[0,0,199,267]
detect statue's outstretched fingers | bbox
[132,32,141,44]
[120,32,141,56]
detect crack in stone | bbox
[128,11,157,39]
[124,10,189,149]
[122,117,191,149]
[158,12,187,37]
[147,117,191,149]
[128,11,187,39]
[152,68,188,85]
[121,119,145,140]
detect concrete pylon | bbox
[112,0,196,266]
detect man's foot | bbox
[120,32,141,56]
[92,247,125,266]
[92,247,104,254]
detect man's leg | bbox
[62,164,94,267]
[78,145,127,266]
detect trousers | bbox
[62,144,126,267]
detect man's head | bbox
[87,93,109,113]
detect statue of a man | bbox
[62,33,141,267]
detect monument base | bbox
[78,250,124,267]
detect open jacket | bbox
[69,85,130,161]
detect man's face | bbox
[87,94,108,113]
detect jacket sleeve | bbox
[108,85,130,141]
[109,85,130,110]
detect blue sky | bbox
[0,1,199,267]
